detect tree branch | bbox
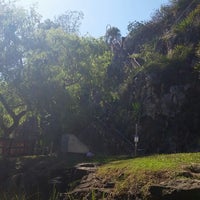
[0,93,27,136]
[0,93,15,119]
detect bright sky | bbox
[16,0,170,37]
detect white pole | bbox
[134,123,138,156]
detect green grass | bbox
[97,153,200,197]
[99,153,200,171]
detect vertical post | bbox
[134,123,139,157]
[134,142,137,157]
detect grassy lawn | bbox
[99,153,200,171]
[97,153,200,196]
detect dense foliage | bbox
[0,0,199,154]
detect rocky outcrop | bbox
[130,60,200,153]
[133,68,192,119]
[149,179,200,200]
[149,164,200,200]
[61,163,111,200]
[61,164,200,200]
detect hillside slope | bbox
[102,0,200,154]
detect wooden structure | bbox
[0,138,35,157]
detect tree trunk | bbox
[0,93,26,137]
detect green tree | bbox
[105,26,121,47]
[22,22,112,148]
[0,1,40,137]
[54,10,84,34]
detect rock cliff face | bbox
[127,59,200,153]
